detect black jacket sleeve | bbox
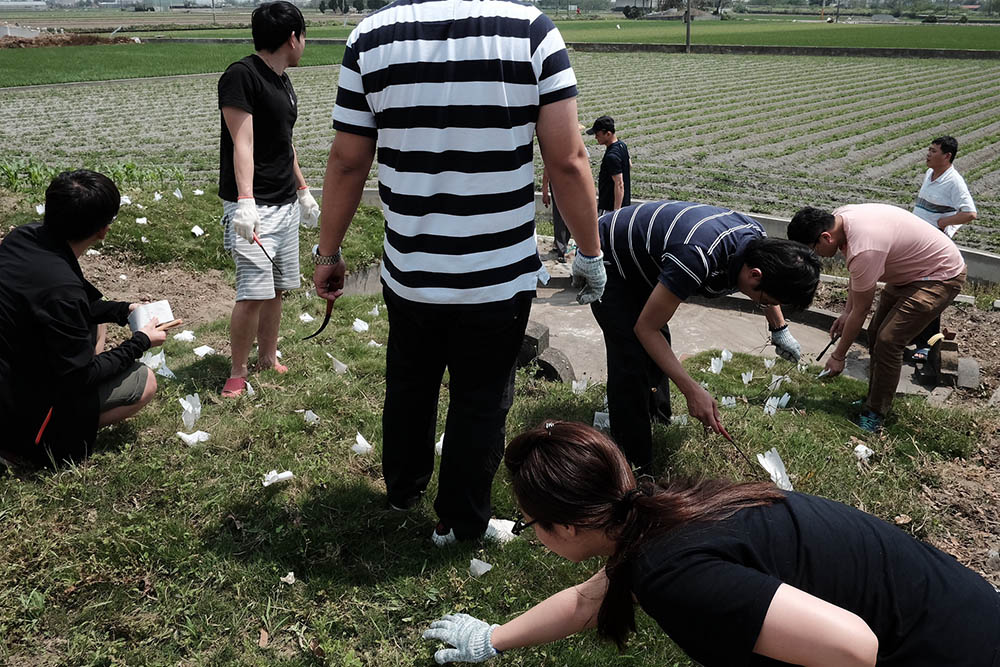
[89,299,130,326]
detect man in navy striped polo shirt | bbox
[312,0,606,545]
[593,201,820,472]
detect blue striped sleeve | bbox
[659,245,709,301]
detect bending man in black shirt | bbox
[423,421,1000,666]
[0,170,166,468]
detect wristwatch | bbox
[312,244,342,266]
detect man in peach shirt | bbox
[787,204,966,432]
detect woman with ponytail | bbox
[423,421,1000,666]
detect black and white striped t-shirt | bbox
[332,0,577,305]
[599,201,766,300]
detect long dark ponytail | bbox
[505,420,786,650]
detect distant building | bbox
[0,1,47,8]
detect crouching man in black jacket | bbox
[0,170,166,468]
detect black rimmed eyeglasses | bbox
[511,516,538,536]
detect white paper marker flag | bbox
[193,345,215,358]
[469,559,493,578]
[708,357,723,374]
[721,349,733,362]
[742,370,754,385]
[262,470,294,487]
[303,410,320,424]
[173,188,183,200]
[764,358,776,369]
[367,340,382,348]
[352,318,369,332]
[299,312,315,323]
[176,430,210,446]
[136,217,147,225]
[368,305,380,317]
[193,189,205,196]
[154,191,162,201]
[721,396,737,407]
[435,433,444,456]
[119,274,128,281]
[141,236,149,244]
[135,203,145,210]
[769,374,788,392]
[854,444,874,462]
[485,518,517,544]
[280,572,295,585]
[35,203,45,214]
[778,392,790,409]
[797,363,808,372]
[139,349,176,379]
[120,195,132,205]
[85,249,100,256]
[174,330,195,342]
[179,393,201,431]
[191,225,204,237]
[245,381,256,397]
[327,354,348,374]
[572,379,588,394]
[757,448,793,490]
[764,397,780,417]
[352,432,373,455]
[670,415,688,426]
[593,411,611,431]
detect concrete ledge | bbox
[567,41,1000,60]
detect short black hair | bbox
[787,206,835,247]
[932,135,958,163]
[743,237,821,310]
[252,1,306,53]
[43,170,120,243]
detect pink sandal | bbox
[221,377,247,398]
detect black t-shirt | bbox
[218,55,298,205]
[597,140,630,212]
[630,491,1000,667]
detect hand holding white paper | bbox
[757,448,793,490]
[262,470,294,487]
[469,559,493,578]
[129,300,174,332]
[352,318,369,333]
[352,432,373,455]
[176,430,210,446]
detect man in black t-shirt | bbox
[217,1,320,398]
[586,115,631,214]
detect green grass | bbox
[0,42,344,87]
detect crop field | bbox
[1,51,997,250]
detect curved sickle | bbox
[303,300,334,340]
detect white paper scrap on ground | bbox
[280,572,295,585]
[191,225,204,237]
[141,236,149,244]
[303,410,320,424]
[352,432,373,455]
[817,368,831,378]
[854,444,874,461]
[435,433,444,456]
[721,349,733,362]
[193,345,215,358]
[275,350,282,358]
[299,312,315,323]
[136,203,145,210]
[173,188,183,200]
[140,349,177,379]
[768,374,788,392]
[670,415,688,426]
[469,559,493,578]
[708,357,723,374]
[764,358,776,369]
[797,363,808,372]
[262,470,294,487]
[35,203,45,214]
[176,430,210,446]
[85,249,100,256]
[778,392,790,409]
[367,339,382,348]
[193,189,205,196]
[352,318,369,332]
[757,448,793,490]
[329,355,348,374]
[179,393,201,431]
[485,519,517,544]
[721,396,737,408]
[572,379,588,394]
[154,191,162,201]
[174,329,195,342]
[136,217,147,225]
[120,195,132,205]
[129,300,173,332]
[245,381,255,396]
[699,381,709,389]
[764,397,780,417]
[593,411,611,431]
[119,274,128,281]
[368,305,380,317]
[742,370,754,385]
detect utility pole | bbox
[211,0,216,24]
[685,0,692,53]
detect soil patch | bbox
[0,34,135,49]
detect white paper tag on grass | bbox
[435,433,444,456]
[174,330,195,342]
[352,318,369,333]
[179,393,201,431]
[191,225,204,237]
[262,470,294,487]
[352,432,373,455]
[136,217,147,225]
[757,448,793,490]
[176,430,210,446]
[85,248,100,256]
[193,189,205,196]
[154,191,162,201]
[35,203,45,214]
[303,410,320,424]
[299,312,315,323]
[469,559,493,578]
[173,188,183,200]
[193,345,215,358]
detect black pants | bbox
[381,287,531,540]
[590,271,671,473]
[550,186,570,257]
[911,315,940,350]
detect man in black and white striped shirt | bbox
[592,200,820,472]
[312,0,605,545]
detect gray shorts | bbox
[222,199,301,301]
[96,361,148,411]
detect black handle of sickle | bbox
[817,334,840,360]
[303,300,334,340]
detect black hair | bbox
[787,206,835,248]
[505,421,785,650]
[252,1,306,53]
[43,170,120,242]
[743,238,821,310]
[932,135,958,163]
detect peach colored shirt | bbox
[835,203,966,292]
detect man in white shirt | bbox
[910,135,977,359]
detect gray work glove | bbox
[571,251,607,305]
[232,198,259,243]
[770,325,801,362]
[297,187,320,228]
[422,613,500,664]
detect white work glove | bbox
[232,198,259,243]
[422,613,500,664]
[770,325,801,362]
[571,251,607,305]
[297,187,320,228]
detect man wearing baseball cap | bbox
[586,115,631,214]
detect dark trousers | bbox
[381,287,531,540]
[911,315,940,349]
[550,186,570,257]
[590,271,671,473]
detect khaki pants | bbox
[866,268,966,415]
